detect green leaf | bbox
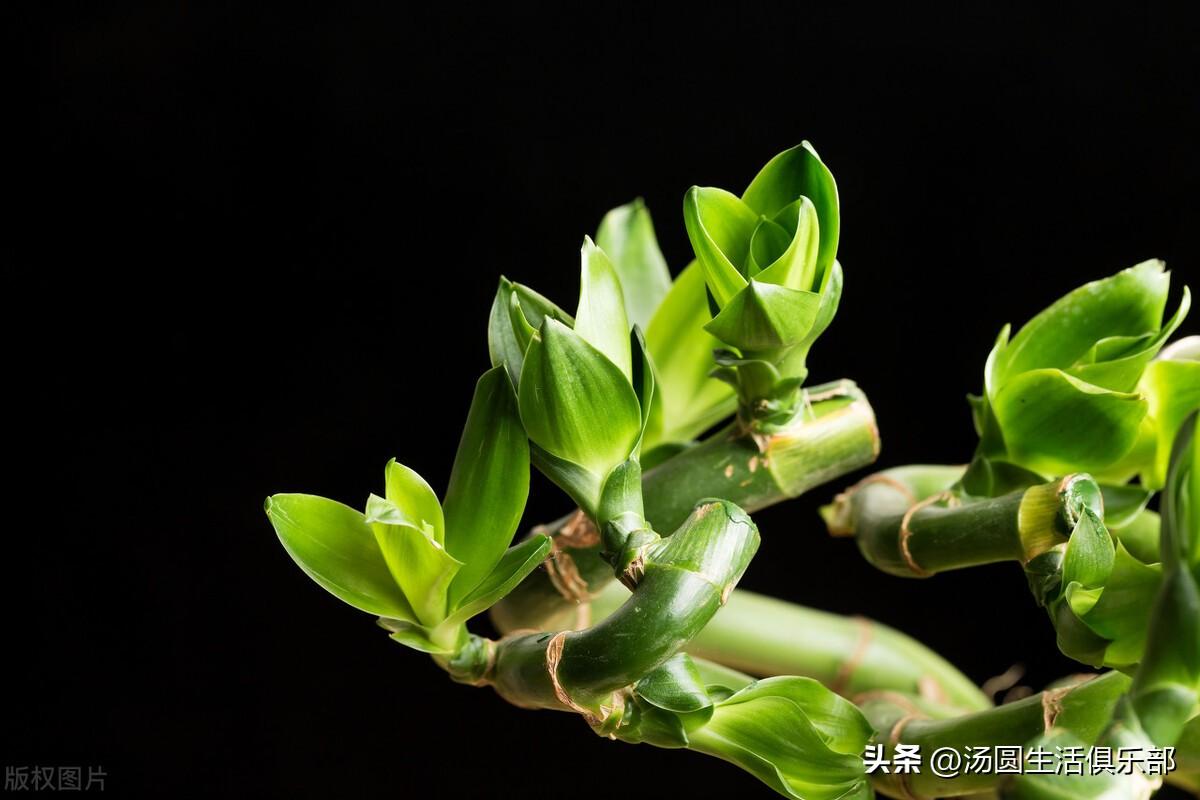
[683,186,755,307]
[384,459,445,544]
[488,277,574,388]
[442,367,531,606]
[690,676,871,800]
[366,495,462,626]
[1161,411,1198,577]
[379,619,454,655]
[1061,510,1115,590]
[644,261,735,446]
[265,493,416,620]
[518,318,642,477]
[960,456,1045,498]
[528,442,605,516]
[775,260,845,382]
[507,291,537,358]
[704,280,821,354]
[993,260,1171,384]
[635,654,713,714]
[745,215,792,278]
[488,278,525,388]
[1066,286,1190,391]
[982,323,1012,402]
[1113,509,1160,564]
[630,326,659,450]
[1052,596,1112,667]
[574,237,633,380]
[740,142,840,284]
[445,534,552,625]
[595,199,672,330]
[1065,582,1102,617]
[1131,425,1200,732]
[514,282,575,329]
[725,677,874,756]
[991,368,1148,474]
[712,351,786,403]
[1080,542,1162,667]
[753,197,821,293]
[1139,339,1200,489]
[1098,483,1153,528]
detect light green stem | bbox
[824,465,1101,578]
[588,581,991,713]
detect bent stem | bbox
[492,379,879,631]
[441,500,877,799]
[586,581,991,713]
[450,500,758,715]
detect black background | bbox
[11,3,1200,797]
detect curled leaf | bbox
[384,459,445,544]
[367,494,462,627]
[688,676,872,800]
[575,237,633,380]
[991,368,1147,475]
[518,319,642,504]
[644,262,735,446]
[683,186,755,307]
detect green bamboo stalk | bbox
[447,499,758,717]
[444,499,878,800]
[822,465,1103,579]
[491,379,879,630]
[585,581,992,713]
[644,381,879,531]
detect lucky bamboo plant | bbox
[266,143,1199,798]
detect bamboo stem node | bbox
[898,492,960,576]
[825,474,916,537]
[831,616,874,694]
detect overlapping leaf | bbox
[575,237,633,380]
[978,261,1191,477]
[644,261,735,446]
[519,318,643,512]
[682,143,843,407]
[488,277,574,387]
[689,676,872,800]
[267,365,542,648]
[366,493,462,626]
[596,199,672,331]
[442,367,531,606]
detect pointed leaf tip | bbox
[518,318,642,477]
[575,238,633,379]
[384,459,445,544]
[596,199,672,330]
[443,366,531,606]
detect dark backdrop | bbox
[11,3,1200,797]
